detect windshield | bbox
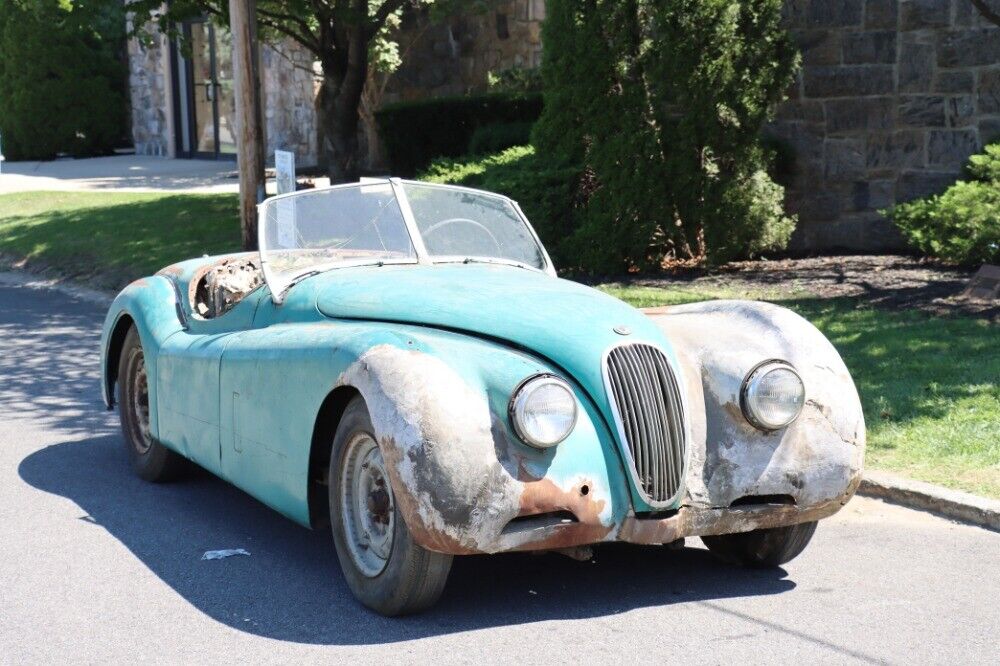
[402,183,546,269]
[258,180,549,300]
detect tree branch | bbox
[970,0,1000,27]
[369,0,409,36]
[256,8,320,51]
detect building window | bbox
[496,12,510,40]
[528,0,546,21]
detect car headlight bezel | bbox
[740,360,805,431]
[509,374,578,448]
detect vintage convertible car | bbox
[100,179,865,615]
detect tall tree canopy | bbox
[0,0,128,160]
[533,0,799,270]
[127,0,484,181]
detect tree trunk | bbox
[229,0,266,250]
[316,27,369,184]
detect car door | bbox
[215,289,335,523]
[155,289,266,475]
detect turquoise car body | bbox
[100,194,865,556]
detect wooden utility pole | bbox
[229,0,266,250]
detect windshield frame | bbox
[257,178,555,303]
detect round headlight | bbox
[510,375,578,448]
[741,361,805,431]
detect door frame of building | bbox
[169,19,234,160]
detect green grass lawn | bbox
[0,191,240,288]
[603,284,1000,499]
[1,191,996,497]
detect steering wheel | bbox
[421,217,503,255]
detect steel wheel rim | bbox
[340,432,394,578]
[130,351,153,455]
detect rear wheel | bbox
[329,396,452,615]
[702,521,818,568]
[118,326,187,482]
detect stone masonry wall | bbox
[261,40,319,166]
[127,31,171,157]
[382,0,545,103]
[775,0,1000,251]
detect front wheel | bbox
[117,326,188,482]
[329,396,453,615]
[702,521,818,568]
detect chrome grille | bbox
[605,343,687,505]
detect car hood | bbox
[313,263,679,411]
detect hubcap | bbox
[131,353,152,454]
[340,432,395,577]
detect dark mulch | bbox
[621,255,998,320]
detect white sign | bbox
[274,150,297,248]
[275,150,296,195]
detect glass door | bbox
[172,20,237,159]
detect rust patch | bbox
[505,477,613,551]
[155,264,184,278]
[506,522,614,552]
[618,491,855,545]
[378,434,480,555]
[519,477,604,523]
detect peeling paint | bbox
[644,300,866,511]
[339,344,522,554]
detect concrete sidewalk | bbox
[0,154,245,194]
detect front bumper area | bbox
[482,480,859,554]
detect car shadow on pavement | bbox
[19,434,795,646]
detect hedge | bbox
[531,0,798,271]
[886,143,1000,265]
[0,0,128,160]
[419,146,582,268]
[376,92,543,175]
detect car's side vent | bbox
[604,343,688,506]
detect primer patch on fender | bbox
[339,344,522,552]
[647,300,866,509]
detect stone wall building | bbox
[381,0,545,104]
[126,21,318,164]
[126,0,1000,251]
[776,0,1000,250]
[126,1,543,168]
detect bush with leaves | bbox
[886,143,1000,265]
[533,0,798,272]
[420,146,582,264]
[0,0,127,160]
[376,92,543,174]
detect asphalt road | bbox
[1,277,998,665]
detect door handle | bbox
[203,81,215,102]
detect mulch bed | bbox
[622,255,998,320]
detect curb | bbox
[859,470,1000,532]
[0,269,114,307]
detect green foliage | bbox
[486,66,543,94]
[376,93,543,174]
[419,146,581,264]
[467,122,534,156]
[967,143,1000,183]
[533,0,799,272]
[887,143,1000,265]
[0,0,128,160]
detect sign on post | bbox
[275,150,296,195]
[274,150,297,248]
